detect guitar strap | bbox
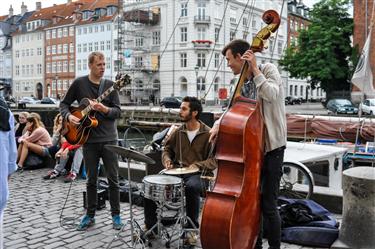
[98,78,106,97]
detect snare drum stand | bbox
[106,157,145,249]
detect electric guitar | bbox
[62,74,131,145]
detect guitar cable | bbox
[59,180,83,231]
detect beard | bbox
[180,112,192,122]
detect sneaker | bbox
[77,215,95,231]
[43,170,59,180]
[112,215,124,230]
[64,172,77,183]
[183,231,198,246]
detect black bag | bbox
[24,152,44,169]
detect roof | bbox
[0,15,7,22]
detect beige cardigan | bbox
[254,63,287,152]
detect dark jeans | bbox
[144,173,208,229]
[83,141,120,217]
[255,146,285,249]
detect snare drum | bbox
[143,174,182,203]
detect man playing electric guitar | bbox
[60,51,123,231]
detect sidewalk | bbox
[4,168,319,249]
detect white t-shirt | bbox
[187,128,199,143]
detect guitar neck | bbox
[81,85,115,116]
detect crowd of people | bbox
[2,42,287,249]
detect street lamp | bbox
[194,65,199,98]
[55,75,58,99]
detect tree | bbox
[280,0,356,98]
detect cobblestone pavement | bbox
[4,168,322,249]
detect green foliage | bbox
[280,0,356,96]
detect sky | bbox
[0,0,320,17]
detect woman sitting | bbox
[14,112,29,147]
[17,116,52,170]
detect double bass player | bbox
[210,39,287,249]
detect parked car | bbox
[40,97,58,104]
[160,96,182,108]
[326,99,358,115]
[360,98,375,115]
[18,97,40,104]
[285,96,302,105]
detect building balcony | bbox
[192,40,213,49]
[194,15,211,24]
[124,9,160,25]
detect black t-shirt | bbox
[59,76,121,143]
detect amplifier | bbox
[83,189,106,210]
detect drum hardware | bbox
[142,174,183,248]
[162,165,199,176]
[105,145,155,249]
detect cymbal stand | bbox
[106,158,145,249]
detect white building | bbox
[122,0,288,105]
[75,5,119,81]
[12,2,47,99]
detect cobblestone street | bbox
[4,168,324,249]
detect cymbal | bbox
[105,145,155,164]
[164,165,199,175]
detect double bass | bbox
[200,10,280,249]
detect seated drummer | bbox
[144,96,216,237]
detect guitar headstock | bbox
[114,73,131,91]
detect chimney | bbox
[21,2,28,15]
[35,2,41,11]
[8,5,13,17]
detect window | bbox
[15,65,19,75]
[16,50,20,58]
[21,50,25,57]
[135,56,143,67]
[69,26,74,36]
[69,60,74,72]
[230,30,236,41]
[181,2,188,17]
[198,2,206,18]
[52,45,56,54]
[197,26,206,40]
[37,47,42,55]
[63,44,68,53]
[69,43,74,53]
[46,63,51,73]
[37,64,42,74]
[106,57,110,69]
[230,9,236,23]
[197,77,206,91]
[57,44,62,54]
[180,53,187,67]
[77,44,82,53]
[94,42,99,51]
[83,27,87,34]
[63,27,68,37]
[22,65,25,75]
[26,49,29,57]
[100,25,105,32]
[58,28,62,38]
[83,43,87,52]
[252,19,256,28]
[63,61,68,72]
[243,17,248,27]
[106,40,111,50]
[215,27,220,42]
[197,53,206,67]
[95,25,99,33]
[135,37,143,47]
[152,31,160,45]
[26,65,29,75]
[46,30,51,39]
[100,41,105,50]
[30,49,34,56]
[214,53,219,68]
[77,59,82,71]
[300,85,304,96]
[89,26,93,33]
[180,27,187,42]
[89,42,93,52]
[78,28,82,35]
[58,61,62,72]
[275,40,283,54]
[294,85,298,96]
[52,62,57,73]
[83,59,87,70]
[289,85,293,96]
